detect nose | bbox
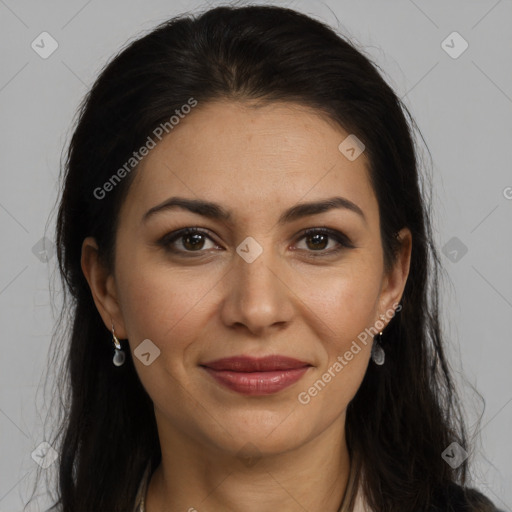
[218,239,294,337]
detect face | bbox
[83,99,411,459]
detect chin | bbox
[200,412,314,457]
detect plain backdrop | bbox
[0,0,511,510]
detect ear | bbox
[81,237,128,339]
[377,227,412,324]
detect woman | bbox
[34,4,501,512]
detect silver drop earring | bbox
[112,323,125,367]
[371,331,385,365]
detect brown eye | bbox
[158,226,354,257]
[295,228,355,255]
[159,228,219,254]
[304,232,329,250]
[181,232,207,251]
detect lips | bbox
[200,355,311,395]
[201,355,310,372]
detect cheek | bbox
[115,258,218,360]
[295,259,383,345]
[294,265,380,415]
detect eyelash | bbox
[158,226,355,257]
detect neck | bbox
[145,412,352,512]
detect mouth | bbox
[199,355,312,395]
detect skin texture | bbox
[81,100,412,511]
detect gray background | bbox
[0,0,511,510]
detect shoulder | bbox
[425,482,504,512]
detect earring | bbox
[371,331,385,365]
[112,323,125,367]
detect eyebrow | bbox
[142,196,366,225]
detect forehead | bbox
[121,99,377,226]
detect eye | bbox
[293,227,355,256]
[158,226,355,256]
[158,227,220,255]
